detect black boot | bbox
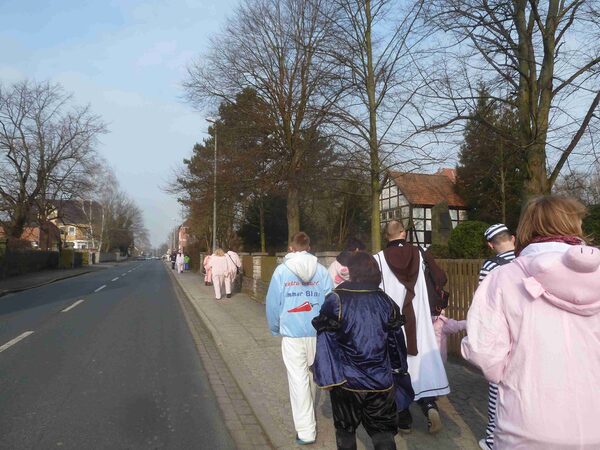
[335,429,357,450]
[371,432,396,450]
[397,408,412,434]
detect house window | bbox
[450,208,467,229]
[410,207,433,246]
[68,226,76,236]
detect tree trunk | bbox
[259,199,266,253]
[525,143,550,195]
[287,185,300,241]
[365,0,381,252]
[9,206,28,239]
[499,139,506,224]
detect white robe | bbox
[375,250,450,400]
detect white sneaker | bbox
[479,438,492,450]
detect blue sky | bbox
[0,0,238,247]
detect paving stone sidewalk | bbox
[172,268,489,450]
[0,264,109,297]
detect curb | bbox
[0,269,95,298]
[166,266,290,449]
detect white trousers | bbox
[281,336,317,442]
[177,262,184,273]
[212,274,231,299]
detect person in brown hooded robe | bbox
[374,220,450,435]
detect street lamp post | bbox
[171,217,177,253]
[206,117,217,253]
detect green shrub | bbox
[426,244,450,259]
[59,249,75,269]
[80,252,89,265]
[448,221,492,259]
[583,204,600,245]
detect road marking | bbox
[62,299,85,312]
[0,331,34,353]
[122,273,127,276]
[111,277,119,282]
[94,285,106,292]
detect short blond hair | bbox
[385,220,405,239]
[214,248,225,256]
[516,195,587,249]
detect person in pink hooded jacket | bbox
[462,196,600,450]
[328,237,366,287]
[203,254,212,286]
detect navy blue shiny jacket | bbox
[312,281,409,392]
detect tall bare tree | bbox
[184,0,341,241]
[320,0,429,251]
[0,80,106,239]
[421,0,600,196]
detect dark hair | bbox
[343,237,366,252]
[347,251,382,285]
[290,231,310,251]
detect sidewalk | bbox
[0,264,110,297]
[172,269,488,450]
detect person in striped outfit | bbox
[478,224,515,450]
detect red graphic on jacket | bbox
[287,301,319,313]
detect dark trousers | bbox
[330,387,397,450]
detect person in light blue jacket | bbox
[266,231,333,446]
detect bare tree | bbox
[420,0,600,196]
[0,80,106,239]
[320,0,432,251]
[184,0,341,240]
[553,162,600,205]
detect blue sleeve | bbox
[266,268,282,336]
[312,293,345,388]
[312,292,341,331]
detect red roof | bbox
[389,170,467,208]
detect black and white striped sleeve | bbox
[478,259,498,284]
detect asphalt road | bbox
[0,260,236,450]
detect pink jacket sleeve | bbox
[461,276,511,383]
[442,319,466,335]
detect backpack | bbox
[418,247,450,315]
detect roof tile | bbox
[389,171,467,208]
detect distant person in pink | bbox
[208,248,235,300]
[203,254,212,286]
[328,237,366,287]
[462,196,600,449]
[175,251,185,274]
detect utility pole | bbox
[206,117,217,253]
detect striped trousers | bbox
[484,382,498,448]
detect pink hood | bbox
[516,245,600,317]
[328,260,349,287]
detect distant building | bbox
[178,220,192,252]
[48,200,103,250]
[380,169,468,246]
[0,222,60,250]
